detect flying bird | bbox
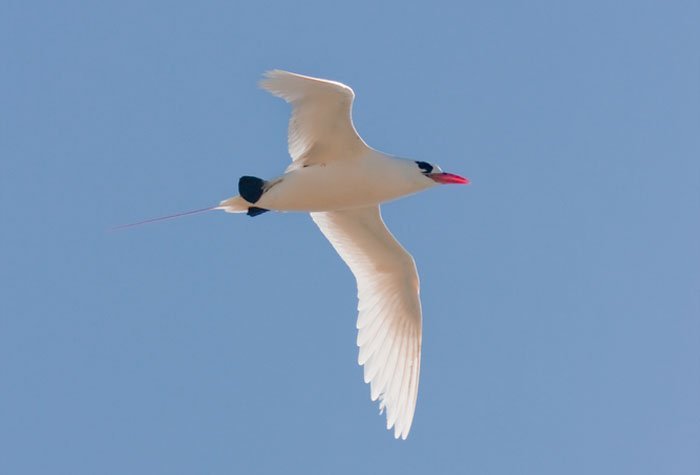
[119,70,468,439]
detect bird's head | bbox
[414,161,469,185]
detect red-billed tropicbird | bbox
[119,70,469,439]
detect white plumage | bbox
[122,70,468,439]
[260,70,368,168]
[311,206,421,439]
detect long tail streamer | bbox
[111,205,220,231]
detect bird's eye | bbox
[415,161,433,174]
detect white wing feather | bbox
[259,70,368,166]
[311,206,422,439]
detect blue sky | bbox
[2,1,698,473]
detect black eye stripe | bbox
[416,161,433,173]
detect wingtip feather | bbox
[258,69,290,95]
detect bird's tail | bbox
[219,194,270,217]
[112,175,269,230]
[110,205,222,231]
[110,194,265,231]
[219,176,268,212]
[218,195,249,213]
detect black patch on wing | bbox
[247,207,269,217]
[239,176,265,203]
[416,161,433,173]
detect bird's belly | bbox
[257,165,411,212]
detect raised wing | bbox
[311,206,422,439]
[260,70,368,166]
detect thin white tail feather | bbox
[111,195,250,231]
[111,205,221,231]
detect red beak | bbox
[428,172,470,185]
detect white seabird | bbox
[120,70,469,439]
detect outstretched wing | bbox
[311,206,422,439]
[260,70,368,166]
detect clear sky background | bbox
[1,1,698,474]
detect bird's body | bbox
[220,151,436,213]
[123,70,468,439]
